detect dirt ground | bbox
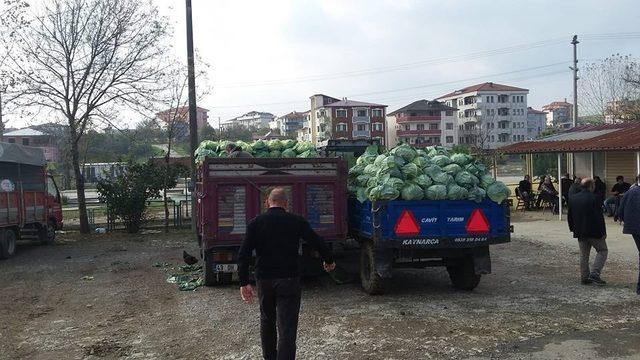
[1,212,640,360]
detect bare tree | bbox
[579,54,640,121]
[149,58,209,233]
[4,0,169,233]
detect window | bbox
[336,109,347,117]
[446,136,453,143]
[22,138,30,146]
[373,123,383,131]
[336,123,347,132]
[7,138,15,143]
[356,124,367,131]
[429,123,439,130]
[372,109,383,117]
[513,135,517,142]
[512,109,517,115]
[491,135,495,142]
[404,124,410,131]
[356,109,367,117]
[416,124,425,131]
[446,123,454,130]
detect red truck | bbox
[195,157,348,286]
[0,142,63,259]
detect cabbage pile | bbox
[194,139,318,163]
[348,144,510,204]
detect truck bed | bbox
[349,198,511,249]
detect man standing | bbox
[518,175,533,210]
[238,188,335,360]
[615,175,640,295]
[561,173,573,205]
[604,175,631,217]
[568,178,608,285]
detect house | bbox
[273,111,307,138]
[542,100,573,129]
[156,106,210,138]
[308,94,387,147]
[386,100,457,148]
[436,82,529,149]
[526,107,547,139]
[220,111,275,130]
[297,112,313,143]
[1,128,60,163]
[605,99,640,124]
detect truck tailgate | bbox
[349,198,510,249]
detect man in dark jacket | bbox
[238,188,335,360]
[518,175,533,210]
[616,175,640,295]
[604,175,631,216]
[568,178,608,285]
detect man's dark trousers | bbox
[634,234,640,293]
[257,277,302,360]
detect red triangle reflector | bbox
[466,209,490,234]
[395,210,420,237]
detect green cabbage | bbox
[401,163,419,179]
[487,181,511,203]
[480,174,496,188]
[267,139,283,151]
[412,156,428,168]
[467,186,486,203]
[443,163,463,175]
[425,185,448,200]
[455,171,479,188]
[432,172,454,185]
[401,182,424,200]
[450,153,471,166]
[447,184,469,200]
[368,184,400,201]
[414,174,433,188]
[282,148,297,158]
[432,155,452,167]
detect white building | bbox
[220,111,275,130]
[274,111,307,138]
[542,100,573,129]
[436,82,529,149]
[297,112,313,142]
[526,107,547,139]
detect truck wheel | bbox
[447,257,481,291]
[360,241,384,295]
[0,229,17,259]
[39,221,56,245]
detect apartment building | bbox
[436,82,529,149]
[307,94,387,146]
[387,100,457,148]
[220,111,275,130]
[542,100,573,129]
[156,106,209,132]
[526,107,547,139]
[2,128,60,163]
[273,111,307,138]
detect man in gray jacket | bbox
[616,174,640,295]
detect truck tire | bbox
[360,241,385,295]
[447,257,481,291]
[39,221,56,245]
[0,229,17,259]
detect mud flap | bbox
[472,246,491,275]
[374,248,394,278]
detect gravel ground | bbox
[1,214,640,360]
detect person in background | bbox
[568,178,608,286]
[238,187,335,360]
[518,174,533,210]
[561,173,573,205]
[594,176,607,207]
[604,176,631,217]
[615,174,640,295]
[535,176,547,208]
[539,176,560,214]
[568,177,582,200]
[226,143,253,158]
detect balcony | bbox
[396,129,440,136]
[396,114,440,123]
[352,129,371,138]
[411,142,441,148]
[352,115,371,124]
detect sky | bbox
[5,0,640,128]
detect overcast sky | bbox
[6,0,640,128]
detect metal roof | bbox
[323,99,386,107]
[436,82,529,99]
[499,123,640,154]
[3,128,46,137]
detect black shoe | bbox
[588,273,606,285]
[581,279,593,285]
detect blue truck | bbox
[349,198,512,294]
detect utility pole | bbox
[185,0,198,231]
[570,35,579,128]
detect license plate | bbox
[215,264,238,272]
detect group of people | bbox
[567,174,640,295]
[517,173,625,216]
